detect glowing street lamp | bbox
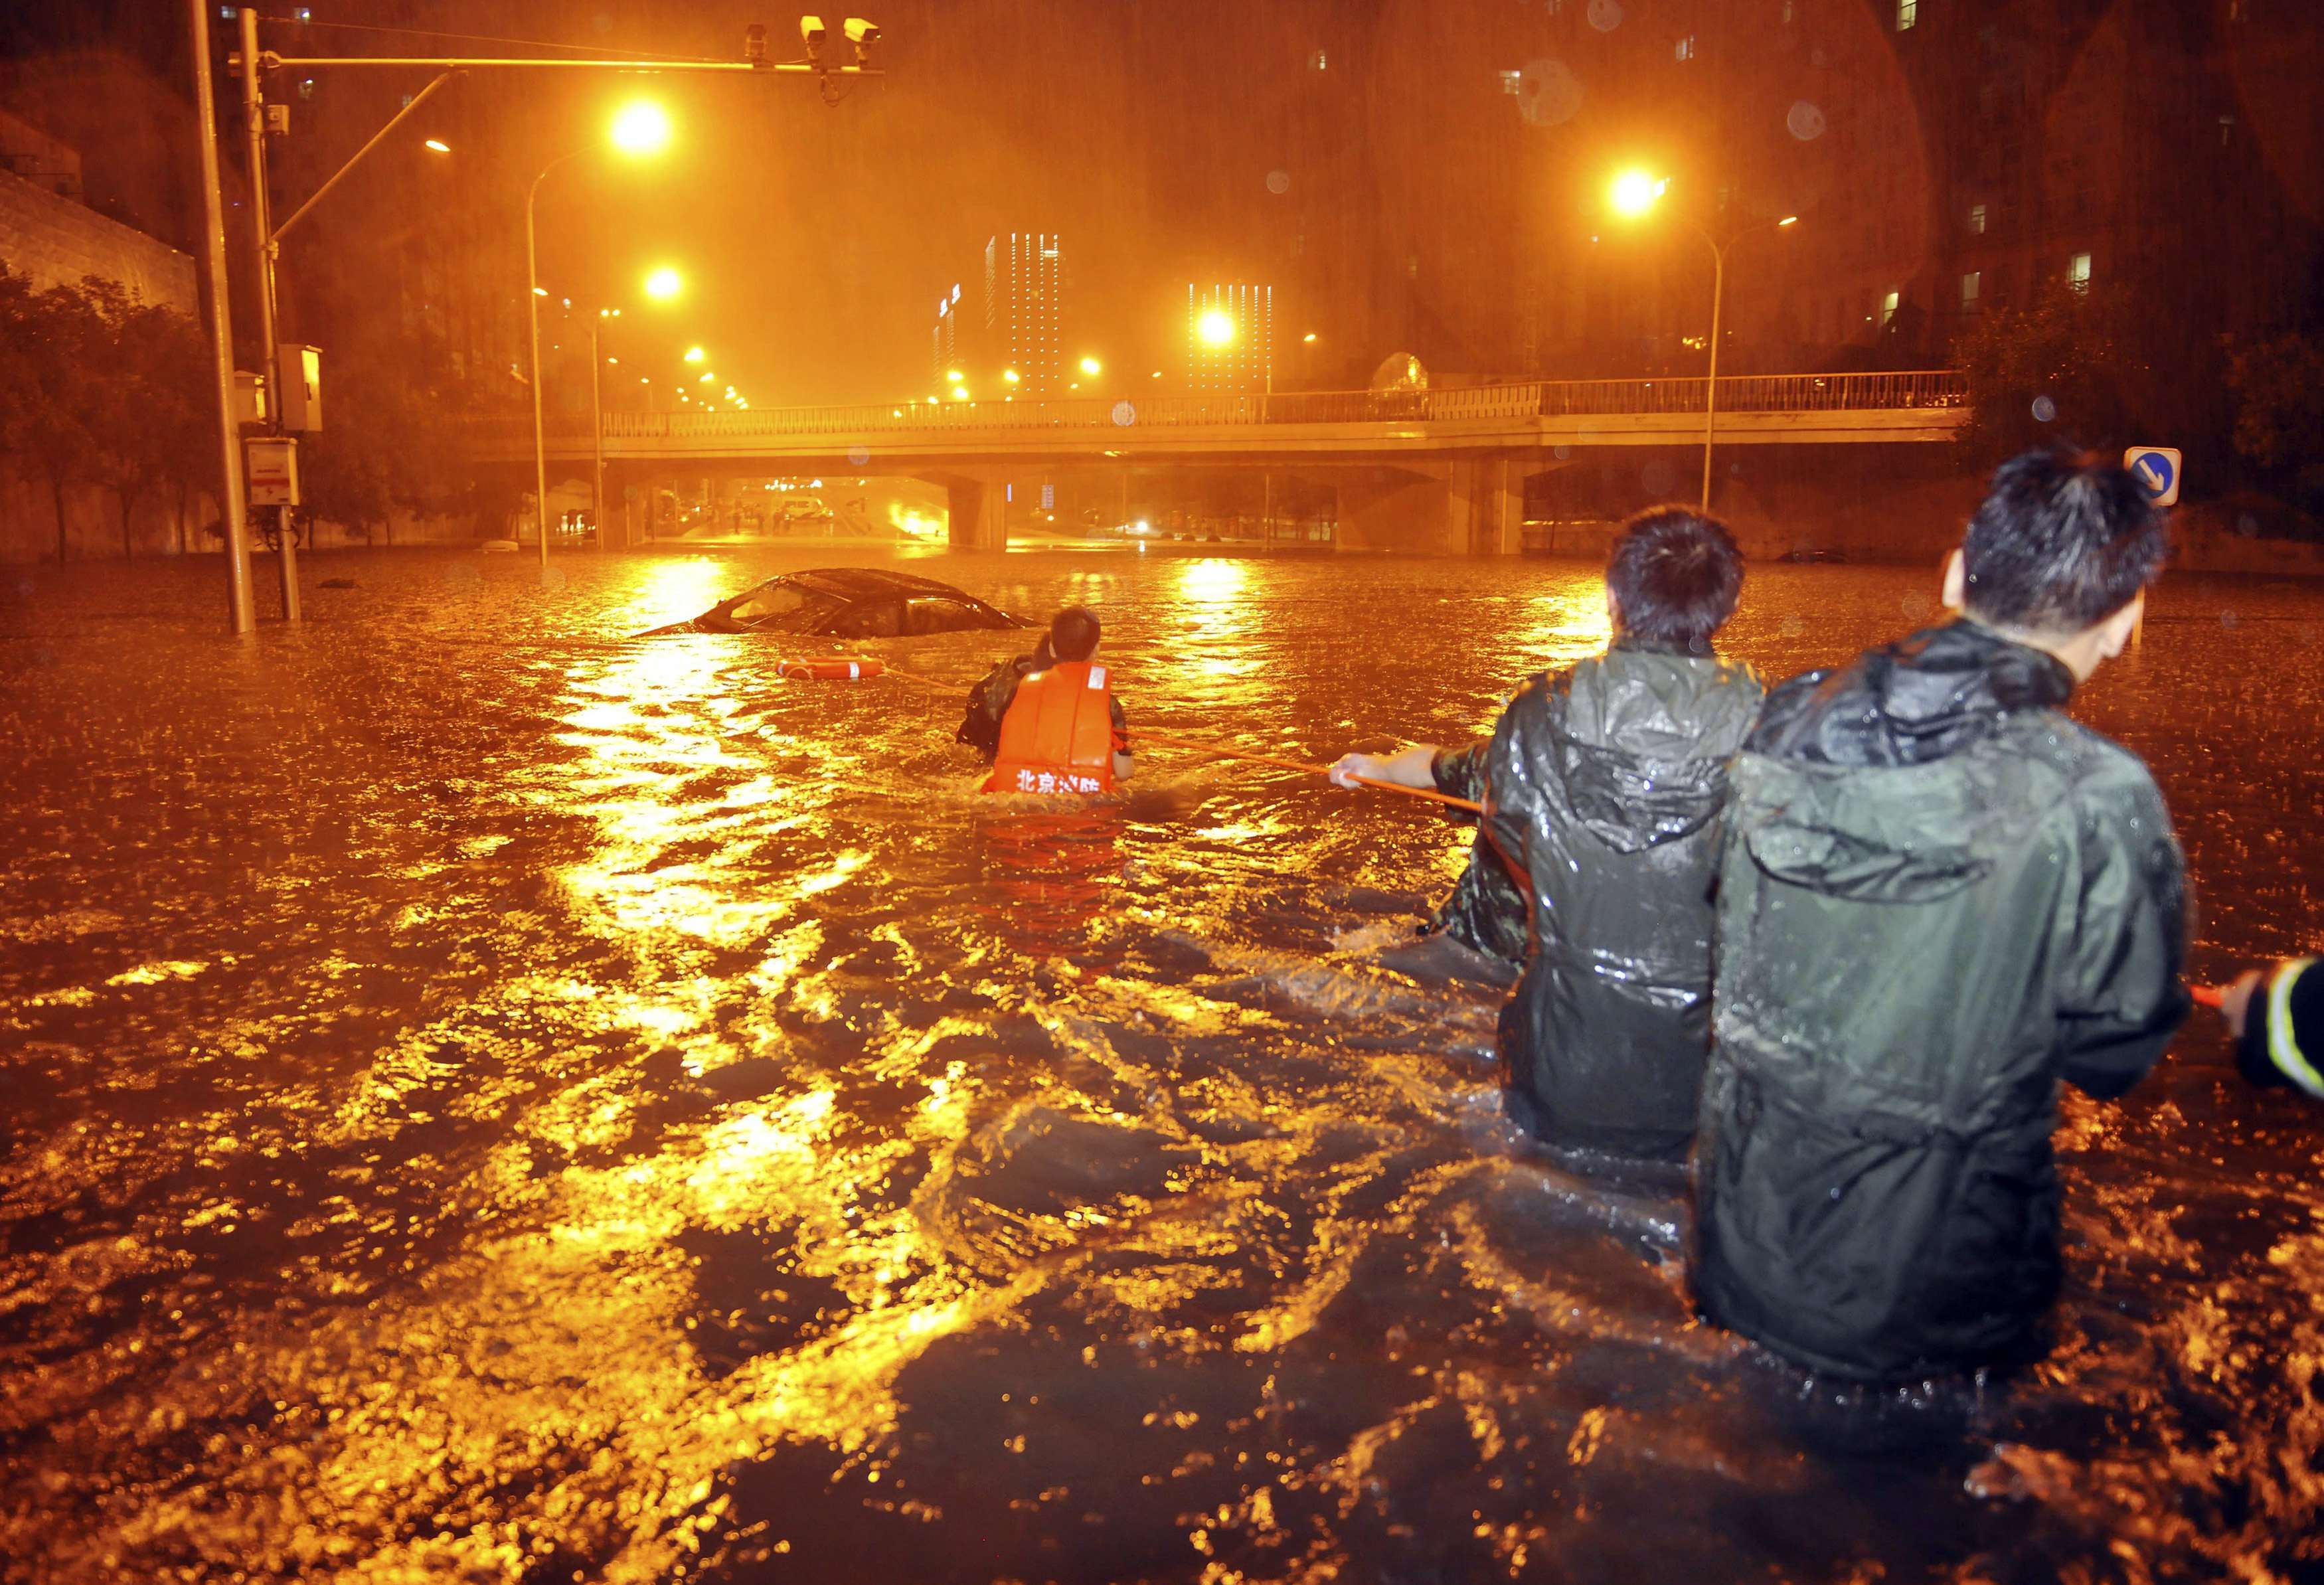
[1002,368,1021,384]
[609,100,673,155]
[529,101,673,572]
[423,137,450,154]
[683,345,705,363]
[1079,355,1102,376]
[1608,166,1797,510]
[643,266,683,301]
[1198,309,1236,347]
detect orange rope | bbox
[1132,730,1484,815]
[2191,983,2226,1011]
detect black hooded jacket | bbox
[1483,642,1765,1161]
[1691,620,2190,1381]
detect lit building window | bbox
[2069,252,2092,290]
[1968,201,1987,234]
[1499,69,1524,94]
[1896,0,1917,29]
[1959,271,1980,311]
[1309,48,1327,70]
[1880,289,1900,326]
[1676,35,1697,60]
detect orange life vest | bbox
[983,660,1119,796]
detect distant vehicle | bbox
[1776,546,1848,564]
[637,567,1030,637]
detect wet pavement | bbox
[1,544,2320,1584]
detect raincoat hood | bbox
[1556,643,1764,855]
[1750,620,2075,769]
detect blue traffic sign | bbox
[2125,446,2181,507]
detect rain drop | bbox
[2031,395,2058,423]
[1641,459,1677,496]
[848,446,872,467]
[1553,444,1572,460]
[2220,608,2240,630]
[1266,169,1291,195]
[1111,400,1138,427]
[1517,58,1583,127]
[540,565,567,592]
[2236,513,2258,538]
[1786,100,1827,141]
[1587,0,1623,31]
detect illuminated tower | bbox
[932,281,961,391]
[983,231,1064,393]
[1185,282,1273,392]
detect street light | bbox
[423,137,450,154]
[529,102,673,575]
[1079,355,1102,376]
[643,266,683,301]
[683,345,705,363]
[1608,169,1796,511]
[1198,309,1235,346]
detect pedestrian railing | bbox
[491,370,1965,446]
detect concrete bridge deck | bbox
[478,369,1967,550]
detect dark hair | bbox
[1605,507,1745,652]
[1049,605,1101,661]
[1961,449,2168,633]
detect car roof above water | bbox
[776,568,975,600]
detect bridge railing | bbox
[491,370,1965,445]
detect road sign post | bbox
[2125,446,2182,508]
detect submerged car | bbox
[639,567,1029,637]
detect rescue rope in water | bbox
[776,657,885,681]
[801,659,1485,814]
[2191,983,2227,1011]
[1131,730,1486,815]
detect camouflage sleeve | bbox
[1430,740,1491,801]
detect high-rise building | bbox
[982,230,1064,393]
[1185,282,1273,391]
[932,281,961,391]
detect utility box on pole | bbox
[277,343,322,430]
[234,371,268,427]
[246,436,301,507]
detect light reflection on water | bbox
[0,545,2319,1582]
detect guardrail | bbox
[483,370,1966,445]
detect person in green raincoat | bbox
[1690,448,2187,1384]
[1335,508,1764,1162]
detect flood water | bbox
[2,544,2320,1584]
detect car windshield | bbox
[902,597,983,635]
[723,582,845,631]
[825,600,906,638]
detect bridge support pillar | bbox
[1335,466,1453,553]
[942,470,1009,551]
[1446,458,1530,556]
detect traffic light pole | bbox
[197,16,882,628]
[238,7,298,622]
[188,0,256,634]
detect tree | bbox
[77,280,207,560]
[11,281,107,563]
[2224,333,2324,479]
[1953,283,2146,467]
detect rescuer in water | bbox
[2219,956,2324,1104]
[1690,448,2187,1385]
[1488,509,1761,1163]
[1329,509,1761,1164]
[959,606,1133,794]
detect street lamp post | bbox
[525,101,671,574]
[1609,170,1793,510]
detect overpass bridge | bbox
[480,369,1967,551]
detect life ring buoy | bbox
[776,657,885,681]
